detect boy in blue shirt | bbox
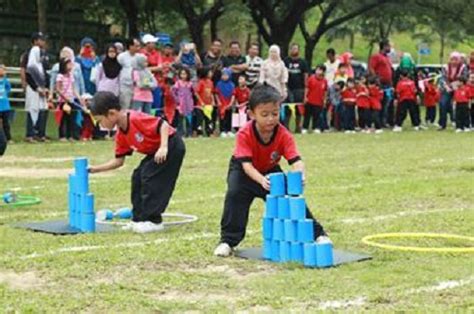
[0,64,12,148]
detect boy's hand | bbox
[88,166,99,174]
[260,175,270,191]
[154,147,168,164]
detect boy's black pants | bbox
[303,104,323,130]
[0,111,11,140]
[456,104,470,130]
[343,104,355,130]
[131,135,186,224]
[219,159,327,247]
[425,106,436,123]
[370,109,382,129]
[358,108,370,129]
[396,100,420,127]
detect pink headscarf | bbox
[447,51,465,83]
[338,52,354,78]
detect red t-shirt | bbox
[140,48,162,81]
[368,85,383,110]
[196,78,214,107]
[453,86,470,104]
[369,52,392,85]
[424,82,440,107]
[341,88,357,105]
[233,86,251,105]
[396,78,417,102]
[306,75,328,106]
[115,111,176,158]
[356,85,370,109]
[233,121,300,174]
[466,83,474,100]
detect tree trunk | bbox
[59,0,65,46]
[210,14,218,41]
[439,34,445,64]
[349,32,355,51]
[304,40,317,69]
[120,0,139,37]
[36,0,47,33]
[188,22,205,53]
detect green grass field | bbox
[0,112,473,312]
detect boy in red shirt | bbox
[368,77,384,133]
[89,92,186,233]
[194,68,215,136]
[232,75,251,130]
[453,77,471,132]
[341,78,357,132]
[356,76,371,132]
[214,84,330,257]
[302,65,328,134]
[423,75,440,125]
[467,73,474,129]
[394,70,420,132]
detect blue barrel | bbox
[269,173,285,196]
[287,171,303,195]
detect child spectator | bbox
[215,68,235,137]
[394,70,420,132]
[132,54,157,114]
[356,76,371,132]
[232,75,251,130]
[467,73,474,129]
[341,78,357,133]
[0,65,12,143]
[172,68,194,137]
[176,42,202,80]
[194,67,215,136]
[80,93,94,141]
[302,65,328,134]
[453,77,471,132]
[334,63,349,83]
[423,75,440,125]
[89,92,185,233]
[56,58,84,141]
[368,77,384,133]
[213,84,330,257]
[328,80,344,131]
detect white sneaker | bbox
[414,126,420,131]
[214,243,233,257]
[375,129,383,134]
[419,125,428,130]
[464,129,471,133]
[351,131,356,134]
[220,132,227,138]
[122,221,136,231]
[433,123,440,128]
[393,126,402,132]
[455,128,463,133]
[344,130,351,134]
[314,129,321,134]
[132,221,164,233]
[227,132,235,138]
[316,235,333,245]
[301,129,308,134]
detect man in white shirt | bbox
[244,43,263,88]
[324,48,340,86]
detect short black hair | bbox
[197,67,211,79]
[338,63,347,68]
[379,38,390,50]
[229,40,240,48]
[315,64,326,72]
[212,38,223,44]
[59,58,71,75]
[347,78,355,85]
[400,69,409,77]
[335,80,345,89]
[326,48,336,55]
[458,76,467,84]
[91,92,121,116]
[368,75,379,85]
[248,83,281,111]
[177,67,191,81]
[125,38,139,50]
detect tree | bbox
[298,0,395,67]
[245,0,320,58]
[119,0,139,37]
[176,0,225,52]
[37,0,48,32]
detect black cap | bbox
[31,32,47,41]
[163,42,174,48]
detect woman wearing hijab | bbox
[50,47,85,98]
[96,45,121,96]
[259,45,288,101]
[25,46,49,142]
[76,37,101,94]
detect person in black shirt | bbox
[223,41,246,85]
[283,43,309,132]
[201,38,224,85]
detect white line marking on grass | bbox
[340,207,471,225]
[407,277,474,294]
[318,296,367,310]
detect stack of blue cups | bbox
[262,171,333,268]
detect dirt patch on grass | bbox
[0,270,44,290]
[0,167,112,178]
[152,290,239,303]
[184,263,276,281]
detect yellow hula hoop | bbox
[361,233,474,253]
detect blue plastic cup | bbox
[277,197,290,219]
[290,242,304,262]
[279,241,291,263]
[287,171,303,195]
[316,243,334,268]
[74,158,89,177]
[303,243,317,267]
[262,239,272,260]
[265,195,278,218]
[80,213,96,233]
[262,218,273,240]
[270,240,280,262]
[289,197,306,220]
[269,173,285,196]
[284,220,297,242]
[297,219,314,242]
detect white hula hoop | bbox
[96,212,198,227]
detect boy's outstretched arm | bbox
[242,162,270,190]
[89,157,125,173]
